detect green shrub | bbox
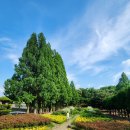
[0,104,12,109]
[76,107,82,111]
[0,96,12,103]
[71,108,80,115]
[80,107,107,118]
[0,109,11,115]
[0,96,12,115]
[52,110,66,115]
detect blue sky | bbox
[1,0,130,96]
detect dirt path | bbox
[51,115,78,130]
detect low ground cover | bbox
[0,114,50,129]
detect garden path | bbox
[51,115,78,130]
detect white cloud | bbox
[67,73,76,82]
[67,72,81,88]
[6,54,19,64]
[50,2,130,75]
[72,2,130,72]
[113,72,121,83]
[113,58,130,83]
[122,59,130,68]
[113,71,130,83]
[0,36,21,64]
[75,83,81,89]
[0,87,4,96]
[0,37,11,42]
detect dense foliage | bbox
[0,114,50,129]
[4,33,78,113]
[78,72,130,118]
[78,86,116,108]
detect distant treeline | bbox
[79,72,130,118]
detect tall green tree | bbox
[53,52,69,107]
[4,32,72,113]
[5,33,39,113]
[70,81,79,106]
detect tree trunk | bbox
[124,109,126,117]
[127,111,129,118]
[27,104,30,113]
[39,108,42,114]
[109,110,111,115]
[34,108,37,114]
[121,109,123,117]
[53,106,55,112]
[112,110,114,115]
[119,109,120,117]
[115,109,116,116]
[46,108,49,112]
[50,103,52,113]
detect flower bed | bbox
[75,116,111,123]
[75,120,130,130]
[3,126,49,130]
[0,114,50,129]
[41,114,66,124]
[74,107,130,130]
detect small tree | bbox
[0,96,12,115]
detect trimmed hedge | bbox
[0,114,51,129]
[0,109,11,116]
[0,104,12,109]
[75,121,130,130]
[0,96,12,103]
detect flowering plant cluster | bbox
[75,116,111,123]
[3,126,49,130]
[41,114,66,124]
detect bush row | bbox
[75,121,130,130]
[0,114,50,129]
